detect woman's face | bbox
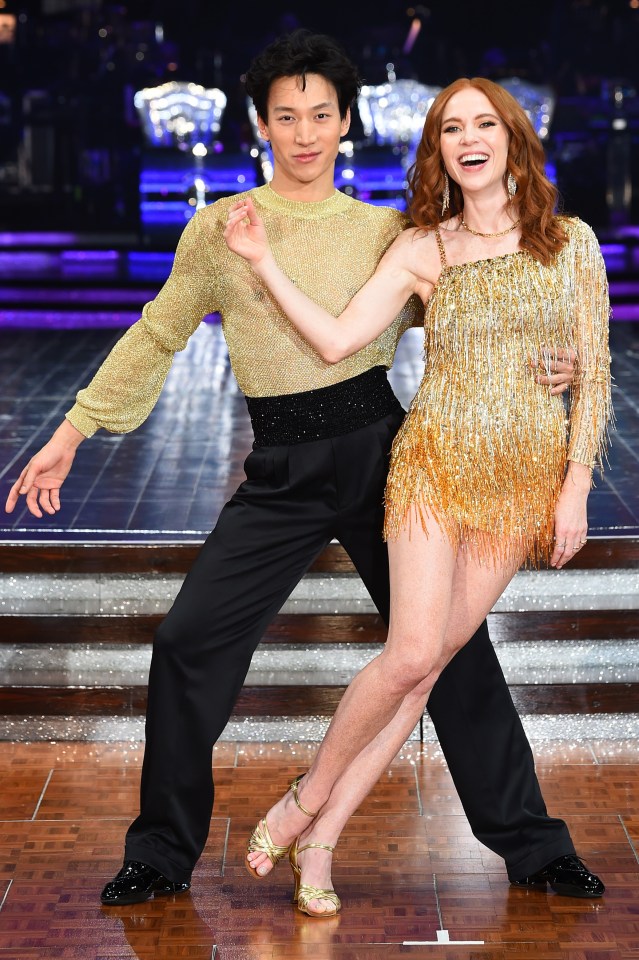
[439,87,510,200]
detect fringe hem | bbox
[384,484,557,571]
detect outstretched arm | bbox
[224,197,420,363]
[6,208,222,518]
[5,419,85,517]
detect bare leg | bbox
[292,685,429,912]
[249,511,522,887]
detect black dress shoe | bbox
[511,855,604,898]
[100,860,191,905]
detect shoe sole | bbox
[101,884,190,906]
[548,881,604,898]
[511,879,604,899]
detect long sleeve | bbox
[566,221,613,470]
[66,210,220,438]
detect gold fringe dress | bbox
[383,218,613,567]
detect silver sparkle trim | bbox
[0,714,637,743]
[2,640,638,687]
[2,569,638,616]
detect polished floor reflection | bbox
[0,739,637,959]
[1,322,638,541]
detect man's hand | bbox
[224,197,271,268]
[5,419,85,518]
[530,346,577,396]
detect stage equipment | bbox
[355,79,441,206]
[134,82,256,243]
[134,81,227,150]
[498,78,556,141]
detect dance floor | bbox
[1,321,639,540]
[0,294,638,956]
[0,739,638,959]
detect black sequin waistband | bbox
[246,366,403,446]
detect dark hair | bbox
[245,29,361,121]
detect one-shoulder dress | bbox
[383,218,613,567]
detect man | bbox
[6,30,602,904]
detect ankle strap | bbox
[297,842,335,855]
[290,776,319,819]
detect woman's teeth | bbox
[460,154,489,166]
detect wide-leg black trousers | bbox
[125,409,574,882]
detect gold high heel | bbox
[246,775,318,880]
[289,835,341,917]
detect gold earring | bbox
[507,172,517,198]
[441,172,450,215]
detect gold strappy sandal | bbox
[289,835,341,917]
[246,775,318,879]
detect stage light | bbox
[135,82,227,149]
[358,79,441,147]
[192,143,207,157]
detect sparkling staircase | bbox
[1,539,637,742]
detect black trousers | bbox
[125,409,574,883]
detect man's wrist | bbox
[55,418,86,451]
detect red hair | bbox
[408,77,568,265]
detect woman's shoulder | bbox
[388,223,442,272]
[555,215,599,247]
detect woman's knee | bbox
[380,643,442,696]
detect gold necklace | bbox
[460,216,521,238]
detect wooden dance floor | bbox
[0,739,638,959]
[0,318,638,956]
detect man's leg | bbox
[110,444,335,889]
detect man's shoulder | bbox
[345,196,410,229]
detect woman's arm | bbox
[565,222,613,469]
[551,222,613,569]
[224,197,422,363]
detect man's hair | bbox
[245,29,361,122]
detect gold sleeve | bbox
[566,222,614,470]
[65,211,219,437]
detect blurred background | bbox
[0,0,638,240]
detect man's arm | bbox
[5,419,85,518]
[5,208,222,517]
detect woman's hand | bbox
[5,419,85,518]
[223,197,271,269]
[550,461,591,568]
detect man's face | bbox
[258,73,350,189]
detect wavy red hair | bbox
[408,77,568,265]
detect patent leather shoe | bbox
[100,859,191,905]
[511,855,604,898]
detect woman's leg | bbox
[289,537,525,911]
[249,511,521,875]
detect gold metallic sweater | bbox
[66,185,420,438]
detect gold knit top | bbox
[384,217,613,567]
[66,185,421,438]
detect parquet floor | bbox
[0,740,638,959]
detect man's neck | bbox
[268,170,336,203]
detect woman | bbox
[224,77,612,916]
